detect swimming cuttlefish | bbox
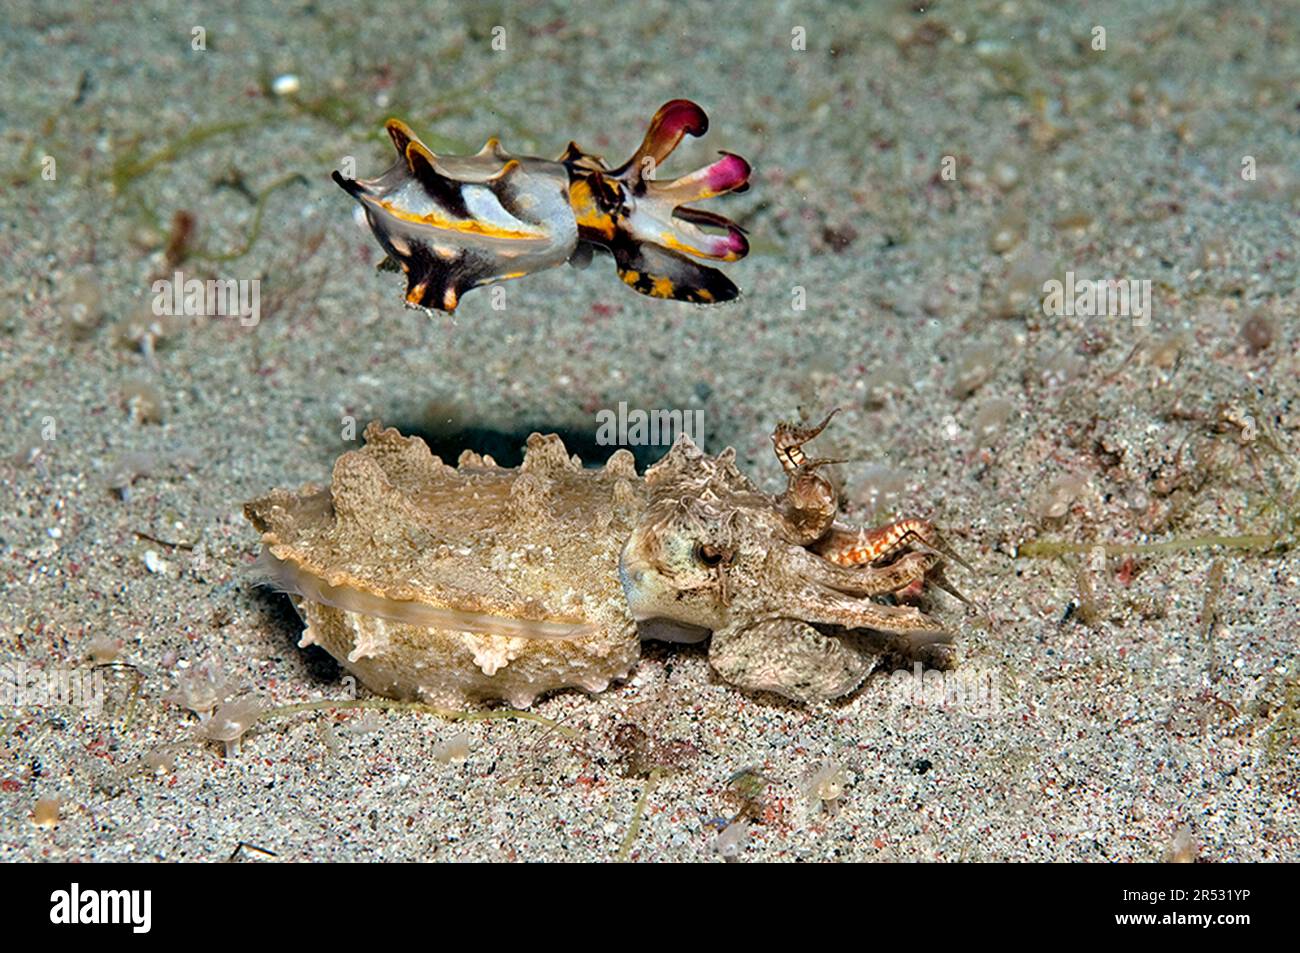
[332,99,751,312]
[246,411,970,707]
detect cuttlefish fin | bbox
[482,158,523,195]
[405,141,471,220]
[398,245,465,313]
[557,140,604,167]
[384,118,417,158]
[612,240,739,305]
[476,136,507,159]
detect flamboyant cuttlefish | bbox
[245,413,968,707]
[331,99,751,312]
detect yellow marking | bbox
[650,276,675,298]
[405,139,439,176]
[661,231,741,262]
[622,269,641,285]
[485,159,521,184]
[695,288,714,302]
[375,199,547,241]
[385,118,417,153]
[443,286,459,310]
[567,179,616,239]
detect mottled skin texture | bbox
[245,417,961,707]
[245,426,644,709]
[620,413,961,702]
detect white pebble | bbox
[271,74,301,97]
[143,549,170,574]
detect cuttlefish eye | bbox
[694,543,728,567]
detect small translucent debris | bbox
[87,635,123,664]
[344,712,386,736]
[32,797,61,830]
[164,663,231,719]
[61,274,104,340]
[805,761,850,808]
[120,379,166,425]
[861,363,908,409]
[819,222,858,252]
[105,451,158,500]
[988,208,1027,254]
[107,448,198,501]
[130,223,165,252]
[1037,348,1086,388]
[1031,473,1089,521]
[951,342,1002,398]
[1146,332,1188,369]
[143,748,177,775]
[203,697,265,756]
[116,305,178,366]
[971,398,1014,445]
[1198,238,1230,270]
[1240,310,1273,353]
[1052,209,1094,234]
[142,549,170,575]
[1163,825,1198,863]
[920,281,950,317]
[432,730,472,764]
[996,248,1054,317]
[714,818,750,860]
[991,160,1020,191]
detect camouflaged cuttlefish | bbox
[246,413,968,708]
[332,99,751,312]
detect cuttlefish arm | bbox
[572,100,752,304]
